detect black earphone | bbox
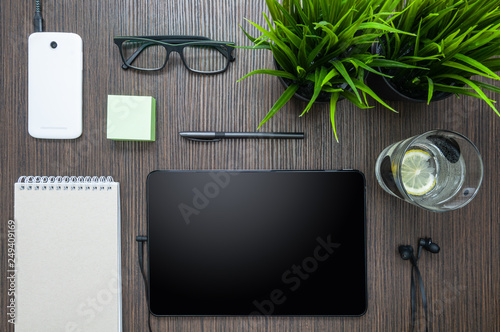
[399,238,441,332]
[417,237,440,258]
[399,237,440,263]
[399,245,416,263]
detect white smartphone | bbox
[28,32,83,139]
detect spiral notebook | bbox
[14,176,122,332]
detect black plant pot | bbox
[365,70,454,103]
[366,42,454,103]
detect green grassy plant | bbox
[239,0,421,141]
[380,0,500,114]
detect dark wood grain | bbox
[1,1,500,331]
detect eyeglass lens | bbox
[183,45,228,73]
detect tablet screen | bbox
[147,170,366,316]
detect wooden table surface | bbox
[1,1,500,331]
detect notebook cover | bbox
[13,176,122,332]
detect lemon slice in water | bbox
[401,149,436,196]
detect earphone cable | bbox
[137,236,153,332]
[410,265,416,332]
[33,0,43,32]
[410,261,429,332]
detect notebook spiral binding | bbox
[17,176,115,191]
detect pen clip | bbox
[185,137,222,142]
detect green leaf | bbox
[460,24,500,53]
[257,84,300,129]
[425,76,434,105]
[399,55,442,62]
[370,59,428,70]
[328,7,356,35]
[245,18,298,68]
[442,61,496,79]
[453,53,500,80]
[237,69,297,82]
[432,10,460,42]
[275,0,298,28]
[291,0,312,29]
[433,83,487,100]
[482,58,500,72]
[349,59,359,71]
[418,42,442,55]
[352,79,397,113]
[322,87,344,93]
[298,35,308,67]
[270,44,296,74]
[358,22,416,36]
[282,0,290,12]
[435,74,499,116]
[239,24,259,44]
[332,60,361,103]
[390,28,400,59]
[300,67,329,116]
[306,34,331,64]
[274,21,303,49]
[330,93,340,142]
[265,0,281,22]
[401,0,418,32]
[341,90,374,109]
[313,22,339,51]
[414,19,422,57]
[472,80,500,95]
[350,58,393,78]
[322,68,339,85]
[296,66,306,79]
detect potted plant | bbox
[366,0,500,116]
[239,0,419,141]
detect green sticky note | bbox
[107,95,156,141]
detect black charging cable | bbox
[34,0,43,32]
[136,235,153,332]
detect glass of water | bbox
[375,130,483,212]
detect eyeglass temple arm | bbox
[223,45,236,62]
[122,42,157,69]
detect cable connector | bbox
[136,235,148,243]
[33,12,43,32]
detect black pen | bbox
[179,131,304,141]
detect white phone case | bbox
[28,32,83,139]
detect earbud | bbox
[399,245,418,267]
[417,237,440,259]
[398,245,414,260]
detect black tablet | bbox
[146,170,367,316]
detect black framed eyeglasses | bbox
[113,35,236,74]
